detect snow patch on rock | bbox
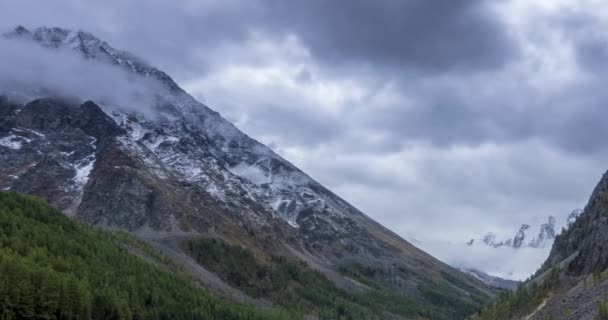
[229,163,270,186]
[0,135,25,149]
[0,129,38,149]
[73,155,95,188]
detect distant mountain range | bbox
[466,210,582,250]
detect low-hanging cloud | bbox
[421,239,551,281]
[0,36,167,116]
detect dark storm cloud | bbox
[0,0,518,76]
[528,9,608,154]
[262,0,518,72]
[371,84,608,155]
[549,10,608,72]
[0,0,261,78]
[0,0,523,153]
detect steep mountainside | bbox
[0,26,495,319]
[472,171,608,320]
[544,173,608,276]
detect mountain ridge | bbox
[0,25,495,319]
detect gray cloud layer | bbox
[2,0,608,279]
[0,0,517,75]
[261,0,518,72]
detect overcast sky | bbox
[3,0,608,279]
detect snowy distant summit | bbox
[467,212,580,250]
[530,216,557,248]
[447,211,582,282]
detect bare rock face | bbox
[512,224,531,248]
[0,25,496,314]
[1,98,101,212]
[77,101,126,139]
[16,98,80,131]
[0,96,18,132]
[546,170,608,275]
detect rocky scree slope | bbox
[0,26,495,318]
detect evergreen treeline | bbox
[339,263,489,320]
[185,238,487,320]
[0,192,294,320]
[185,238,377,319]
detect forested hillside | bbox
[185,238,488,320]
[0,191,294,320]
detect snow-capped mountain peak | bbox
[467,213,579,250]
[0,24,378,243]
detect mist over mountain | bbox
[467,212,581,250]
[0,28,169,116]
[0,25,496,319]
[415,211,582,281]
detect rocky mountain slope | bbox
[0,26,496,319]
[472,171,608,320]
[460,268,519,291]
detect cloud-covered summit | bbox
[0,25,170,116]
